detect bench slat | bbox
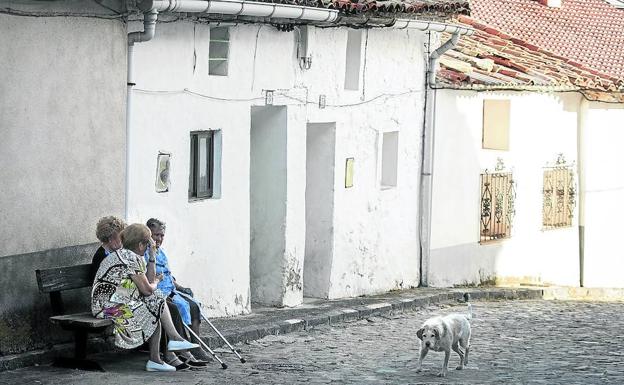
[36,264,93,292]
[50,312,112,328]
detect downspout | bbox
[419,31,461,287]
[577,97,588,287]
[125,10,158,220]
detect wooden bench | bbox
[35,263,112,371]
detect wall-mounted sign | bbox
[155,152,171,193]
[345,157,354,188]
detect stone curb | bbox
[199,288,543,351]
[0,288,543,371]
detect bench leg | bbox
[51,330,105,372]
[74,330,87,359]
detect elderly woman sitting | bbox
[91,223,199,371]
[90,216,126,280]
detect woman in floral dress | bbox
[91,223,199,371]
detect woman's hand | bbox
[147,238,157,258]
[131,273,158,296]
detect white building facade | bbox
[127,21,429,315]
[429,90,624,288]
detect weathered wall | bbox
[0,10,126,355]
[129,23,426,308]
[430,90,581,287]
[304,123,336,298]
[304,28,425,298]
[250,106,288,306]
[581,102,624,288]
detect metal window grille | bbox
[480,171,516,243]
[542,162,576,229]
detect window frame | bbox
[189,130,215,200]
[209,27,230,76]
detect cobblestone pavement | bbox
[2,300,623,385]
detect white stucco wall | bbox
[0,5,127,355]
[581,102,624,288]
[430,90,581,287]
[250,106,288,306]
[304,123,336,298]
[0,14,126,258]
[303,28,425,298]
[128,22,261,316]
[128,22,427,311]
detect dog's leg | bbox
[437,350,450,377]
[462,333,471,366]
[416,346,429,372]
[452,343,465,370]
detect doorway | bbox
[249,106,288,305]
[304,122,336,299]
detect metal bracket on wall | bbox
[265,90,274,105]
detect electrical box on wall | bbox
[296,25,312,70]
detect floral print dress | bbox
[91,249,166,349]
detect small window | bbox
[344,30,362,90]
[482,99,510,150]
[189,131,214,199]
[381,131,399,188]
[542,161,576,229]
[479,171,516,243]
[209,27,229,76]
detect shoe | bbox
[145,360,176,372]
[190,347,214,362]
[172,362,191,371]
[166,355,191,371]
[167,339,200,351]
[183,357,208,368]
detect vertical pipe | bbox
[125,43,135,220]
[577,98,587,287]
[419,31,461,287]
[125,11,158,221]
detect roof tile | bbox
[471,0,624,79]
[436,16,624,103]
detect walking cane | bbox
[182,323,228,369]
[200,313,246,363]
[177,291,246,364]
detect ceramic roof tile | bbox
[311,0,470,17]
[471,0,624,79]
[437,16,624,103]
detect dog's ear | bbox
[433,328,440,339]
[416,328,424,340]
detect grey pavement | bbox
[0,287,540,371]
[2,299,624,384]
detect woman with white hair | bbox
[91,223,199,371]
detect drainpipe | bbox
[419,31,461,287]
[125,10,158,220]
[577,97,588,287]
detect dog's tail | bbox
[463,293,473,320]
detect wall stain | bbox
[284,256,303,293]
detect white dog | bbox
[416,296,472,377]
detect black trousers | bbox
[160,296,201,352]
